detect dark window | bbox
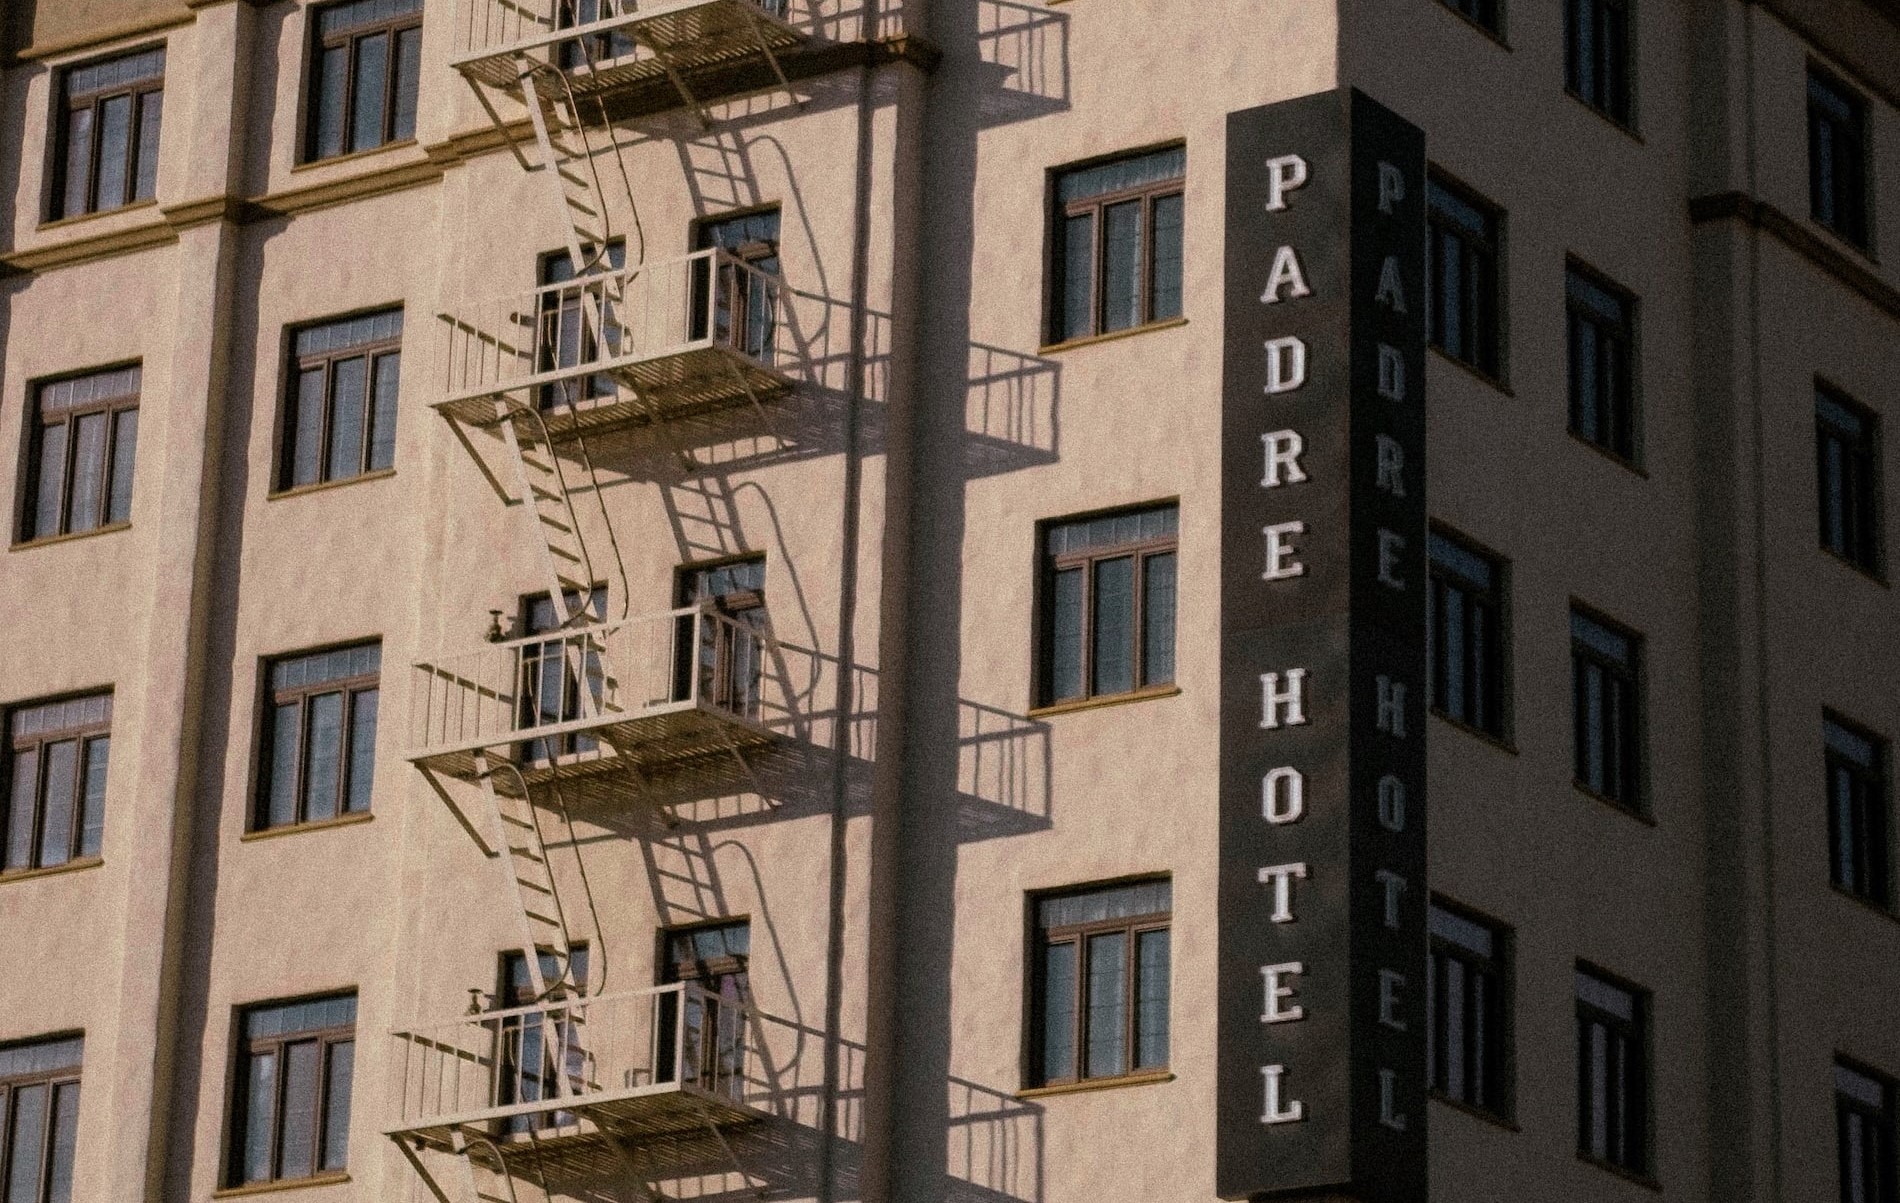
[1810,70,1871,249]
[256,644,380,831]
[1427,174,1502,377]
[1839,1060,1898,1203]
[1567,264,1636,461]
[1427,900,1509,1118]
[693,208,782,361]
[1565,0,1632,125]
[553,0,637,69]
[3,694,111,875]
[1572,608,1641,808]
[1049,146,1185,344]
[1439,0,1501,33]
[18,366,140,544]
[0,1035,83,1203]
[304,0,422,163]
[495,946,589,1134]
[1817,387,1881,574]
[656,921,750,1089]
[51,47,164,220]
[279,309,402,492]
[1827,714,1891,908]
[1029,878,1171,1088]
[538,241,627,409]
[1428,530,1505,737]
[675,557,766,716]
[228,994,355,1188]
[519,586,608,762]
[1576,966,1648,1175]
[1037,504,1178,707]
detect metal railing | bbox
[391,982,754,1131]
[439,248,786,405]
[408,604,773,761]
[454,0,797,63]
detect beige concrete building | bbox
[0,1,1896,1201]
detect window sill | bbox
[1568,431,1647,478]
[1831,885,1900,928]
[1429,344,1512,396]
[1565,91,1643,143]
[1028,685,1181,719]
[1017,1070,1173,1099]
[0,857,104,884]
[291,139,419,175]
[35,198,161,233]
[11,521,133,552]
[1818,546,1888,588]
[267,469,396,502]
[1577,1153,1660,1192]
[1039,317,1188,355]
[241,811,374,842]
[1435,3,1510,49]
[1431,710,1516,755]
[1430,1092,1518,1132]
[1573,782,1655,827]
[213,1173,350,1198]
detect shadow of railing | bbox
[972,0,1070,126]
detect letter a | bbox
[1261,246,1313,305]
[1376,256,1407,313]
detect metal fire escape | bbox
[392,2,812,1197]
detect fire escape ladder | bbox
[522,63,615,280]
[498,407,600,628]
[474,756,583,1007]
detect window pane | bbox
[367,352,399,471]
[1049,567,1084,702]
[107,408,138,525]
[134,90,163,203]
[67,412,108,533]
[242,1049,277,1183]
[1150,193,1183,321]
[1060,213,1094,341]
[392,27,421,142]
[267,701,302,829]
[290,368,326,488]
[1037,879,1172,929]
[1084,931,1127,1078]
[37,739,78,869]
[346,689,377,814]
[78,736,108,858]
[6,1083,47,1203]
[46,1081,79,1203]
[326,356,368,481]
[95,93,132,209]
[6,749,38,871]
[1135,928,1169,1070]
[277,1039,320,1178]
[322,1040,353,1171]
[349,33,390,153]
[1040,941,1076,1083]
[1101,200,1142,333]
[1091,556,1136,696]
[1142,551,1176,686]
[33,421,69,540]
[61,106,93,218]
[302,692,344,822]
[312,44,349,160]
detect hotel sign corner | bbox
[1216,88,1429,1203]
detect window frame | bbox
[1825,710,1892,910]
[1807,65,1873,252]
[0,1034,84,1203]
[1427,525,1509,741]
[1033,503,1180,710]
[1815,382,1883,578]
[3,692,112,876]
[300,0,423,165]
[225,994,356,1188]
[1570,604,1645,812]
[16,365,141,546]
[1426,897,1513,1121]
[1564,0,1636,129]
[1838,1057,1898,1203]
[48,45,165,221]
[252,642,381,833]
[1025,877,1172,1090]
[1425,170,1506,383]
[1045,145,1187,347]
[1574,962,1651,1178]
[275,309,403,494]
[1565,259,1640,465]
[1437,0,1505,40]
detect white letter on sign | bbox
[1378,344,1406,402]
[1263,154,1309,212]
[1258,863,1309,923]
[1262,1065,1305,1124]
[1375,435,1405,497]
[1264,337,1307,395]
[1376,257,1407,313]
[1260,670,1308,729]
[1262,766,1304,824]
[1260,246,1313,304]
[1379,1068,1408,1131]
[1261,962,1305,1023]
[1263,521,1306,582]
[1378,161,1406,214]
[1261,430,1309,488]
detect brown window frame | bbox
[3,693,112,876]
[277,310,403,493]
[17,366,141,545]
[226,995,356,1188]
[1035,505,1179,709]
[0,1035,84,1203]
[49,46,165,221]
[302,0,423,164]
[1027,879,1172,1089]
[1048,150,1187,345]
[254,644,381,832]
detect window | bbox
[1810,69,1871,249]
[0,1035,82,1203]
[1036,504,1178,708]
[1571,608,1641,808]
[1428,900,1508,1118]
[4,694,110,875]
[519,586,608,762]
[656,921,750,1089]
[256,644,380,831]
[278,309,401,492]
[538,241,627,409]
[1029,878,1171,1088]
[1439,0,1501,34]
[51,47,164,220]
[554,0,637,69]
[495,946,589,1133]
[1827,714,1890,908]
[1565,0,1632,125]
[675,557,766,716]
[1049,146,1185,344]
[1817,387,1881,574]
[1576,966,1648,1176]
[1567,264,1636,461]
[1428,530,1505,737]
[1427,175,1502,378]
[304,0,421,163]
[18,366,140,544]
[1839,1060,1897,1203]
[228,995,354,1188]
[693,208,782,361]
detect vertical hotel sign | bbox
[1216,90,1428,1201]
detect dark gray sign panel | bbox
[1216,88,1428,1202]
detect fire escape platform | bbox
[451,0,810,102]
